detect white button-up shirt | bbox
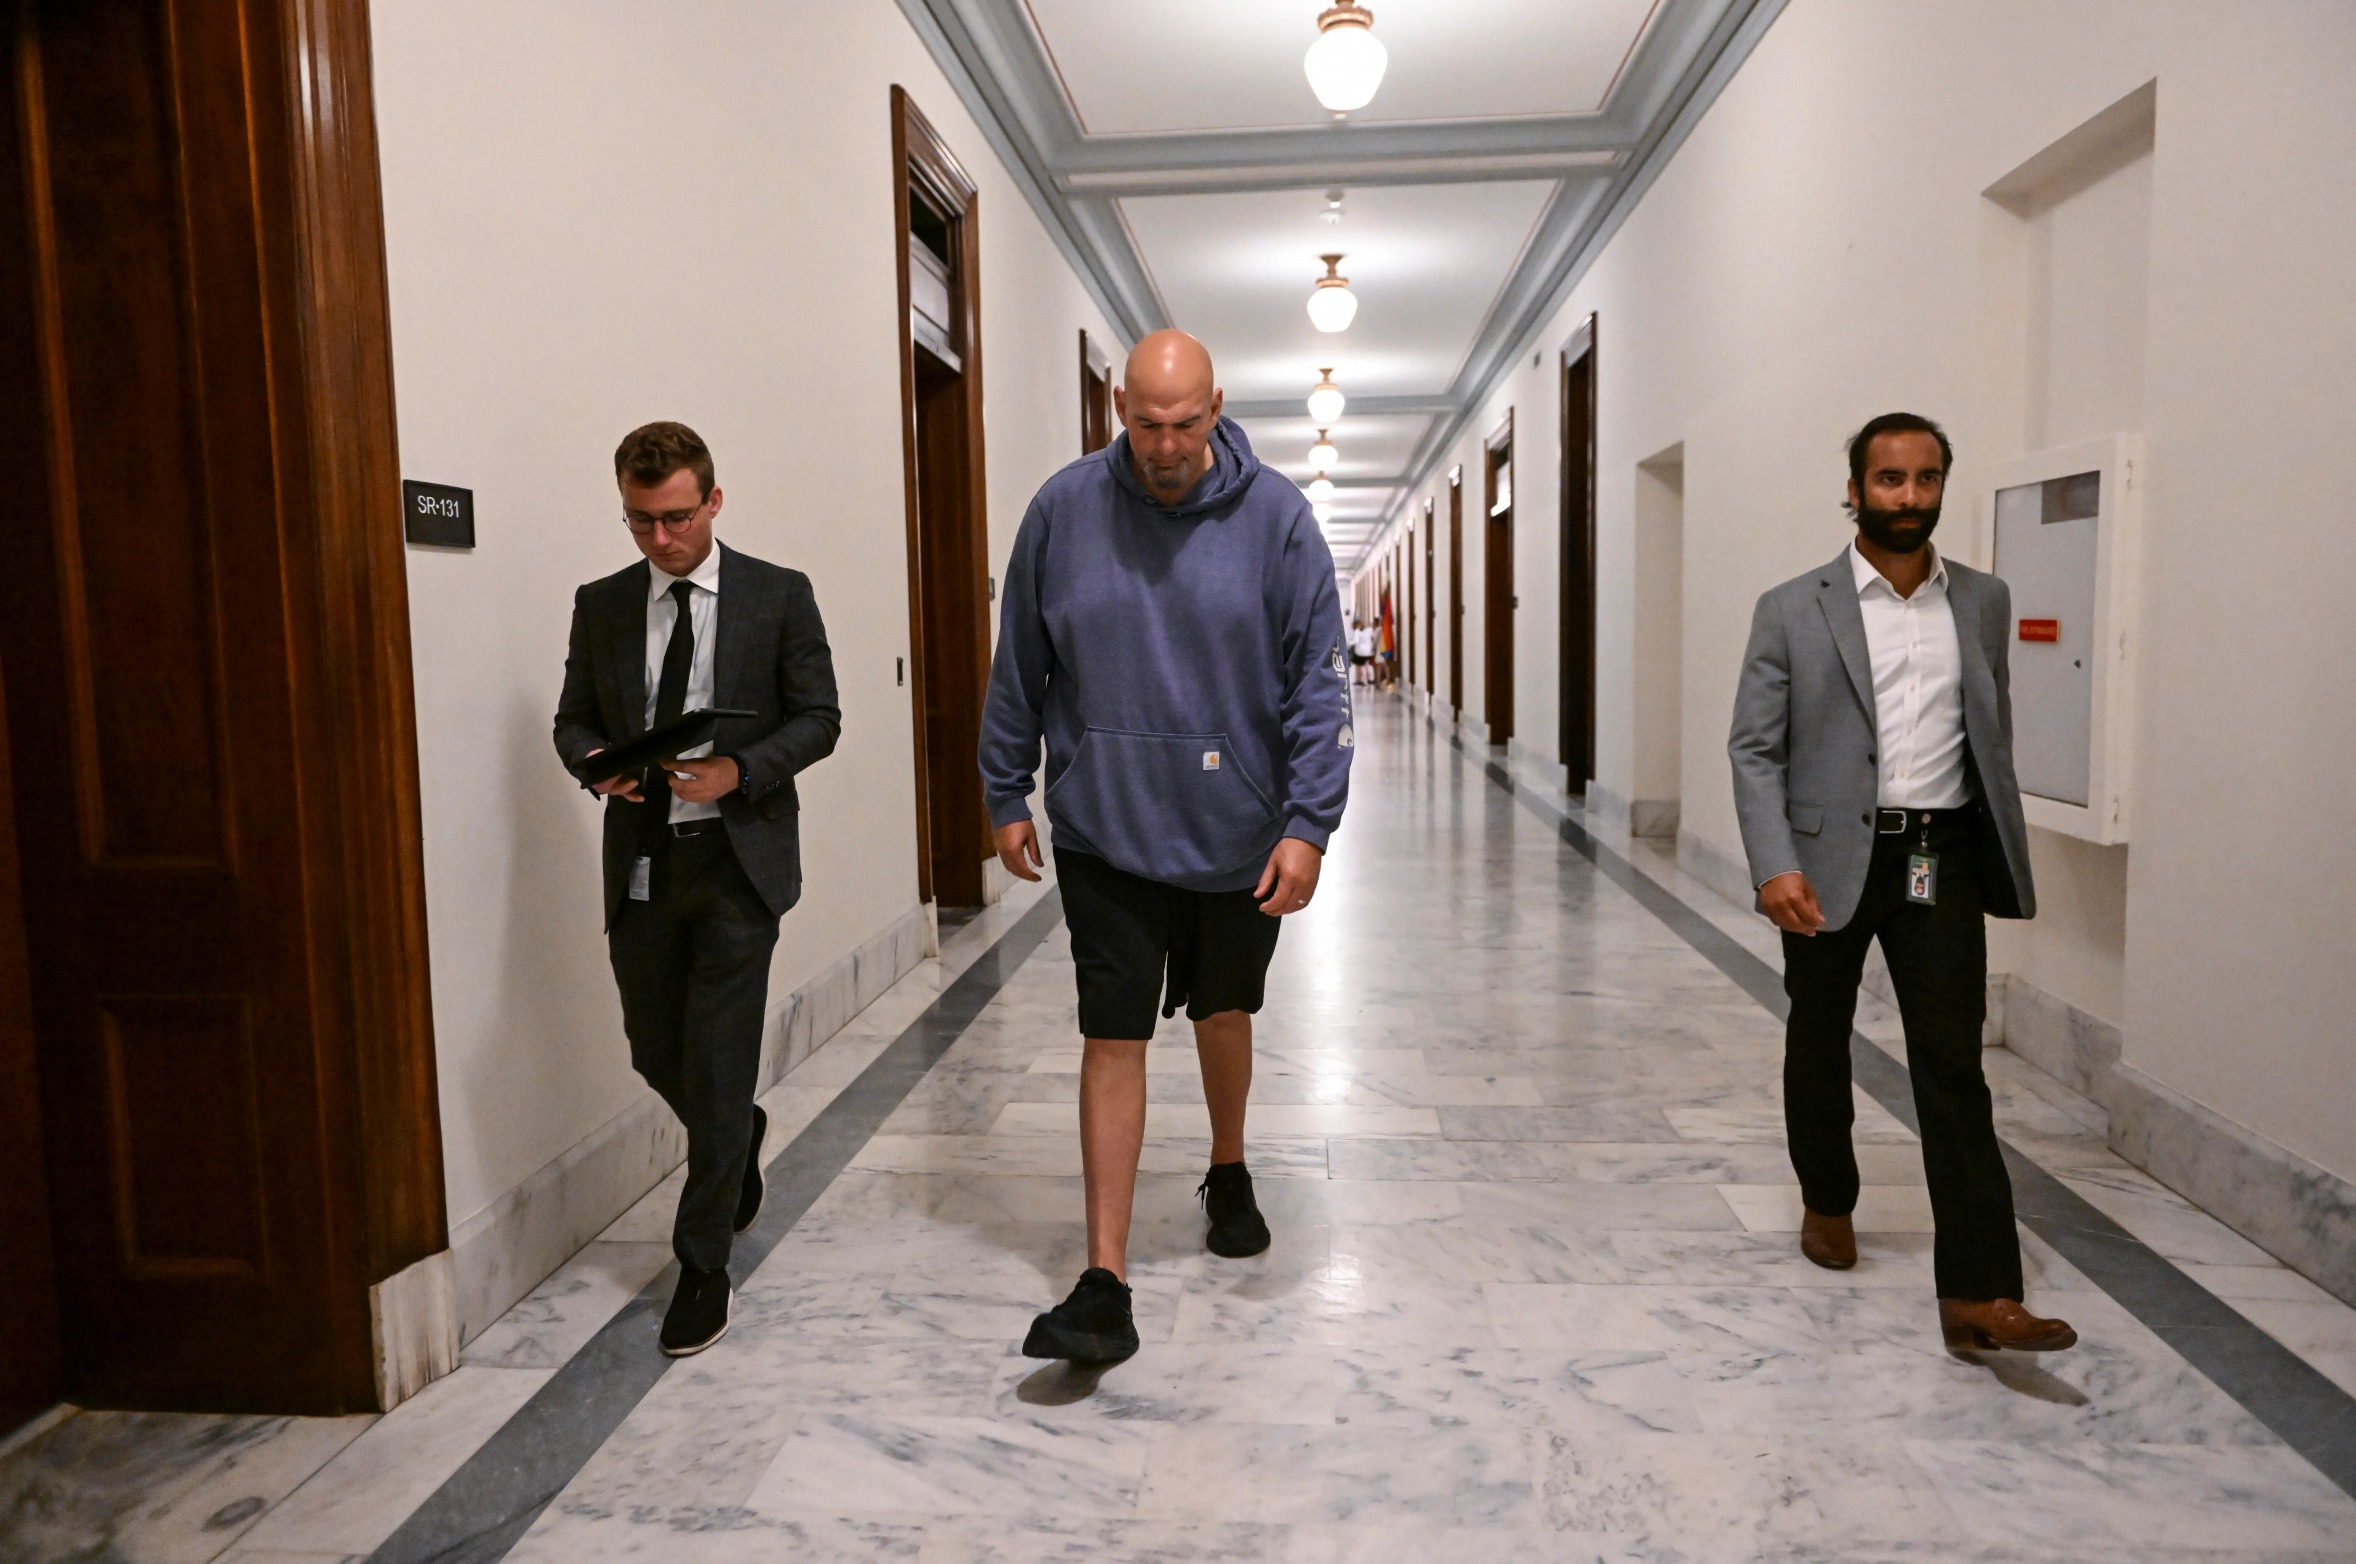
[1850,541,1971,810]
[645,546,722,823]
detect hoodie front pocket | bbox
[1045,728,1279,882]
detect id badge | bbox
[1906,851,1938,906]
[629,855,653,902]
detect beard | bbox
[1855,496,1940,554]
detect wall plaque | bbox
[402,480,474,547]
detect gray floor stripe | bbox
[1450,728,2356,1499]
[368,890,1066,1564]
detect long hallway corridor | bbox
[29,692,2348,1563]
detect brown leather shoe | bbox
[1799,1208,1857,1270]
[1939,1297,2078,1352]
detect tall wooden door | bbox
[1422,501,1435,695]
[1447,472,1464,711]
[0,0,443,1412]
[894,88,992,910]
[1559,318,1598,789]
[1483,416,1517,746]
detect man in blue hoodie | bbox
[981,330,1353,1363]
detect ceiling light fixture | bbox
[1309,429,1339,473]
[1306,255,1357,333]
[1306,369,1347,427]
[1304,3,1388,115]
[1313,502,1336,524]
[1305,476,1337,503]
[1321,188,1346,225]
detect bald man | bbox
[980,330,1354,1363]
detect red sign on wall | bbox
[2018,619,2061,643]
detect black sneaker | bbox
[1021,1268,1139,1363]
[734,1105,768,1235]
[659,1265,732,1357]
[1198,1162,1271,1258]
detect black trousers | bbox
[1781,808,2023,1301]
[606,827,779,1274]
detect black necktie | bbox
[650,579,695,832]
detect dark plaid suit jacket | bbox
[553,542,840,929]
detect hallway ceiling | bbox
[899,0,1782,571]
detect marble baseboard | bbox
[447,903,930,1343]
[1585,782,1678,840]
[2104,1059,2356,1309]
[1629,799,1680,839]
[2001,973,2121,1099]
[1674,829,1755,913]
[1463,717,1491,746]
[448,1093,687,1345]
[1504,737,1569,798]
[758,904,931,1094]
[369,1249,458,1412]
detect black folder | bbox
[571,708,759,786]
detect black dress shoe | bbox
[1198,1162,1271,1258]
[734,1105,768,1235]
[1022,1268,1139,1363]
[660,1266,732,1357]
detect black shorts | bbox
[1054,847,1283,1040]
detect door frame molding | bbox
[1482,409,1517,746]
[891,85,989,907]
[1558,312,1598,787]
[286,0,448,1328]
[1447,466,1464,712]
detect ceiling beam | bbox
[1224,394,1454,420]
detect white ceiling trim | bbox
[894,0,1787,570]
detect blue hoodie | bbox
[979,417,1353,892]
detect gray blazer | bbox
[1727,548,2034,931]
[553,543,841,930]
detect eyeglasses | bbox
[623,505,703,535]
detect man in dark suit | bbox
[1729,412,2075,1353]
[553,421,839,1355]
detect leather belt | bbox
[1877,807,1964,834]
[669,817,725,838]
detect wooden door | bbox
[1079,331,1113,454]
[894,89,992,909]
[0,674,62,1434]
[0,0,442,1412]
[1483,416,1517,746]
[1422,501,1435,695]
[1559,319,1598,788]
[1447,473,1464,711]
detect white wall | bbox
[1364,1,2356,1184]
[373,3,1117,1255]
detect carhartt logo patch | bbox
[1203,750,1221,771]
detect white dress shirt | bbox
[1850,541,1971,810]
[645,546,723,823]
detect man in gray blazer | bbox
[553,422,839,1356]
[1729,412,2074,1353]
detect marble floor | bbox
[7,696,2356,1563]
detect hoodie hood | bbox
[1105,416,1261,516]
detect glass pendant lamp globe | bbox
[1303,6,1388,114]
[1313,502,1336,523]
[1305,476,1336,503]
[1306,282,1358,333]
[1307,255,1358,334]
[1309,432,1339,473]
[1305,371,1347,427]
